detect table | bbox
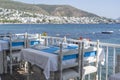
[21,45,105,79]
[0,39,40,74]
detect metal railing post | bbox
[106,46,108,80]
[113,48,116,74]
[9,34,13,74]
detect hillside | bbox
[0,0,48,15]
[0,0,99,17]
[37,4,99,17]
[117,17,120,20]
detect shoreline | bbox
[0,23,118,25]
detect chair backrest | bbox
[83,40,99,65]
[26,33,44,48]
[9,34,26,50]
[81,41,99,80]
[28,39,40,47]
[58,42,83,80]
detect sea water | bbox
[0,24,120,44]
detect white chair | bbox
[8,34,26,74]
[81,41,99,80]
[55,42,82,80]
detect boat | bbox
[101,31,113,34]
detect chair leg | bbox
[50,72,54,80]
[94,72,98,80]
[81,74,85,80]
[88,74,90,80]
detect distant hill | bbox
[117,17,120,20]
[0,0,99,17]
[116,17,120,23]
[37,4,99,17]
[0,0,48,15]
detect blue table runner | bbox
[33,46,96,61]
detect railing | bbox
[41,35,120,80]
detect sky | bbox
[14,0,120,19]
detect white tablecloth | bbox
[21,48,58,79]
[21,47,105,79]
[109,73,120,80]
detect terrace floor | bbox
[0,66,44,80]
[1,68,27,80]
[0,67,55,80]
